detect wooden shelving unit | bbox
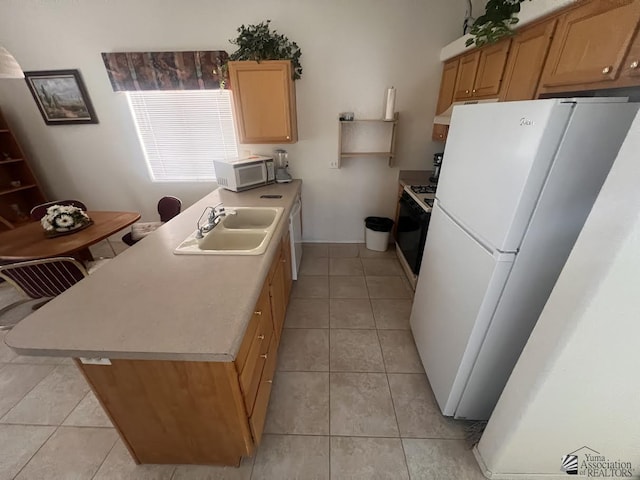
[0,109,46,232]
[337,113,398,168]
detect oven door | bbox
[397,192,430,275]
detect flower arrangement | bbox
[41,204,91,233]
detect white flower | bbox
[41,204,90,232]
[53,213,75,229]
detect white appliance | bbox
[213,155,275,192]
[289,194,303,279]
[410,98,638,420]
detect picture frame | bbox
[24,69,98,125]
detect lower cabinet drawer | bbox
[249,334,278,445]
[239,313,273,416]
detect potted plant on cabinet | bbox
[466,0,531,48]
[228,20,302,79]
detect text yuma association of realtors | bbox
[580,453,633,477]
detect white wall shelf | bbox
[335,113,398,169]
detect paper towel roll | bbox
[384,87,396,121]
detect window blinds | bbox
[127,90,238,182]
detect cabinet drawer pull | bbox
[602,66,612,74]
[260,354,268,359]
[281,258,286,263]
[258,334,265,340]
[254,311,262,316]
[472,89,476,93]
[438,134,444,138]
[465,89,470,94]
[630,61,639,69]
[266,380,273,384]
[286,136,290,140]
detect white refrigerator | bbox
[410,98,638,420]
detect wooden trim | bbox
[74,358,141,464]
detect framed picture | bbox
[24,70,98,125]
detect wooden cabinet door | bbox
[432,123,449,142]
[473,39,511,97]
[228,60,298,144]
[621,29,640,79]
[435,59,459,115]
[454,51,480,100]
[540,0,640,88]
[249,333,277,445]
[269,249,287,341]
[501,20,556,101]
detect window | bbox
[127,90,238,182]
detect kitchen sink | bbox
[221,207,281,229]
[174,206,284,255]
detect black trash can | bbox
[364,216,394,251]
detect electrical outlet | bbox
[329,160,339,169]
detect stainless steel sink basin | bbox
[174,207,284,255]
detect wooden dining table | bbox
[0,211,141,261]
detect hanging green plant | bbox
[465,0,531,48]
[229,20,303,80]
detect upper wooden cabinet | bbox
[538,0,640,90]
[228,60,298,144]
[454,52,480,100]
[454,39,511,101]
[622,31,640,80]
[435,59,459,115]
[500,20,557,101]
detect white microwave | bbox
[213,156,275,192]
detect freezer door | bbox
[410,204,514,416]
[436,100,573,252]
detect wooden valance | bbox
[101,51,229,91]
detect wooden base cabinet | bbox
[75,234,293,467]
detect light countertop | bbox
[5,180,302,362]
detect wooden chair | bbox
[0,257,89,330]
[122,196,182,246]
[30,200,88,221]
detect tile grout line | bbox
[11,424,59,480]
[379,326,413,480]
[88,434,120,480]
[58,389,91,427]
[328,292,332,480]
[0,363,58,424]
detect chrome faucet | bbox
[195,203,235,239]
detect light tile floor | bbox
[0,241,486,479]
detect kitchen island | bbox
[5,180,302,466]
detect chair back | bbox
[157,196,182,222]
[0,257,88,300]
[30,200,88,221]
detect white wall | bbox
[0,0,464,241]
[475,111,640,479]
